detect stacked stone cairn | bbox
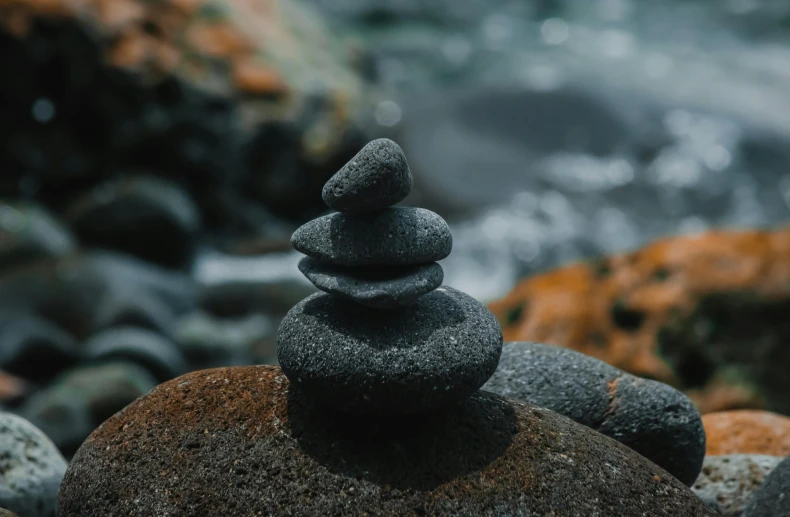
[278,139,503,414]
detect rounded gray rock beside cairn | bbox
[279,138,504,413]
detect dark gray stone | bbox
[298,257,442,308]
[0,203,75,272]
[82,327,187,382]
[322,138,412,214]
[743,455,790,517]
[0,412,67,517]
[277,287,502,414]
[692,454,783,516]
[58,365,717,517]
[64,176,201,269]
[19,361,158,456]
[0,312,79,381]
[483,342,706,486]
[291,207,452,267]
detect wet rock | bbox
[484,342,705,486]
[82,327,187,382]
[64,177,200,268]
[0,412,67,517]
[19,361,158,455]
[322,138,412,214]
[291,207,452,266]
[298,256,443,308]
[0,312,79,381]
[0,202,74,272]
[703,410,790,456]
[743,455,790,517]
[0,252,196,340]
[692,454,783,516]
[278,287,501,414]
[59,365,716,516]
[489,227,790,414]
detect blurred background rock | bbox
[1,0,790,455]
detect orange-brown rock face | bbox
[490,227,790,415]
[703,410,790,456]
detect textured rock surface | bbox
[82,327,187,382]
[743,455,790,517]
[298,256,442,308]
[703,410,790,456]
[322,138,412,214]
[0,508,17,517]
[484,342,705,486]
[0,412,67,517]
[59,365,716,516]
[292,207,452,266]
[489,227,790,414]
[692,454,783,516]
[278,287,502,414]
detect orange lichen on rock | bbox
[703,410,790,456]
[490,227,790,414]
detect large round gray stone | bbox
[322,138,412,214]
[291,207,452,267]
[277,287,502,414]
[743,455,790,517]
[693,454,783,516]
[298,257,442,308]
[0,412,67,517]
[483,342,706,486]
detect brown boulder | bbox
[703,410,790,456]
[59,365,715,516]
[490,227,790,414]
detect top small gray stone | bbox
[322,139,412,214]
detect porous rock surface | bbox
[58,365,717,516]
[484,342,705,486]
[742,454,790,517]
[322,138,413,214]
[278,287,502,414]
[291,207,452,267]
[298,257,443,308]
[692,454,783,516]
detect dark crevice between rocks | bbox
[610,299,646,332]
[657,292,790,413]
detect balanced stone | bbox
[291,207,452,267]
[298,257,443,309]
[277,287,502,414]
[322,138,412,214]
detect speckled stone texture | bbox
[693,455,783,516]
[483,342,706,486]
[0,412,67,517]
[291,207,452,267]
[278,287,502,414]
[298,257,443,308]
[743,455,790,517]
[322,138,412,214]
[58,365,717,516]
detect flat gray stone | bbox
[291,207,452,267]
[693,455,783,516]
[298,257,442,308]
[322,138,412,214]
[277,287,502,414]
[483,342,706,486]
[0,412,67,517]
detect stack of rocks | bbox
[278,138,503,414]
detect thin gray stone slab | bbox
[291,207,451,267]
[322,138,412,214]
[298,257,442,308]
